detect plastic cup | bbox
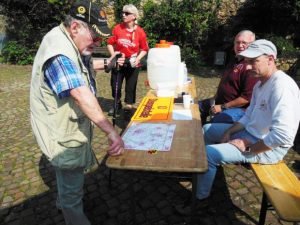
[183,94,192,109]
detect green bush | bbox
[262,34,300,58]
[0,0,68,65]
[268,36,296,53]
[1,0,299,65]
[139,0,220,68]
[181,46,207,70]
[1,41,34,65]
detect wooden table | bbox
[106,78,207,223]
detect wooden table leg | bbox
[258,192,268,225]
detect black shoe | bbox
[57,208,62,214]
[108,103,122,116]
[123,103,134,111]
[174,197,210,216]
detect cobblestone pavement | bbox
[0,65,299,225]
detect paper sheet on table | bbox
[122,123,176,151]
[172,109,192,120]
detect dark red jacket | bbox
[215,59,258,108]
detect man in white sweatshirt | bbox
[179,40,300,213]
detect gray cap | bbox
[238,39,277,59]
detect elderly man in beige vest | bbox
[30,1,124,224]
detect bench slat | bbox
[93,46,109,57]
[251,162,300,222]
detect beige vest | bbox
[30,24,96,169]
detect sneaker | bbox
[108,102,122,116]
[174,197,210,216]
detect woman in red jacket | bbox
[107,4,149,115]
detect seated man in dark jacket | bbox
[199,30,258,124]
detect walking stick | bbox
[112,54,122,127]
[110,54,122,186]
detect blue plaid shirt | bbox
[44,55,95,98]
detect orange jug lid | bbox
[155,40,171,48]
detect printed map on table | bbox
[122,122,176,151]
[131,97,174,121]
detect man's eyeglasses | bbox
[122,11,133,16]
[79,21,101,43]
[87,26,102,42]
[234,41,251,46]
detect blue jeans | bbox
[55,167,91,225]
[196,123,289,200]
[198,98,245,124]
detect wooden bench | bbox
[250,162,300,224]
[92,46,110,57]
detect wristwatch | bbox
[221,104,227,111]
[245,146,251,153]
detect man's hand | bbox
[210,104,222,115]
[105,52,125,73]
[114,52,125,67]
[228,138,251,152]
[220,130,231,143]
[130,57,140,68]
[107,131,124,156]
[71,86,125,156]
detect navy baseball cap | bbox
[70,0,111,37]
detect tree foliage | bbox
[0,0,300,65]
[138,0,221,67]
[231,0,300,46]
[0,0,70,64]
[108,0,221,67]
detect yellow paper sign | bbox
[131,97,174,121]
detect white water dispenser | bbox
[147,40,181,94]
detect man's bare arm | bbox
[70,86,124,155]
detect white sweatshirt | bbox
[239,70,300,148]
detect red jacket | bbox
[107,23,149,58]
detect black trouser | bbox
[110,65,140,104]
[198,98,213,124]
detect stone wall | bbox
[276,58,297,72]
[217,0,247,26]
[0,15,6,33]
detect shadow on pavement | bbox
[0,153,255,225]
[97,96,135,131]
